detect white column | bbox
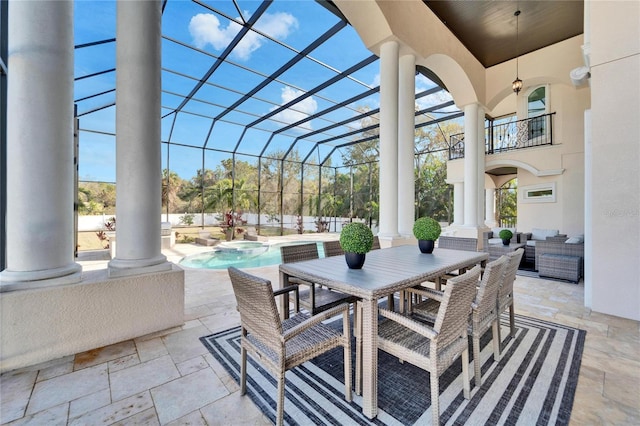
[485,188,497,227]
[463,103,479,227]
[453,182,464,225]
[108,0,170,277]
[477,105,486,226]
[397,53,416,237]
[378,41,399,238]
[1,0,81,290]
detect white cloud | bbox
[270,86,317,130]
[188,11,298,61]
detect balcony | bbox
[449,112,556,160]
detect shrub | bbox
[339,222,374,254]
[499,229,513,240]
[412,217,442,241]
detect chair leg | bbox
[492,320,501,362]
[462,346,470,400]
[355,301,362,396]
[276,373,285,426]
[473,333,482,387]
[240,346,247,395]
[509,303,516,337]
[431,370,441,426]
[343,310,353,402]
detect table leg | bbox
[279,271,290,320]
[361,298,378,419]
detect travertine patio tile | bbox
[603,369,640,410]
[36,357,74,382]
[199,311,241,334]
[68,391,153,426]
[111,407,159,425]
[608,324,640,344]
[203,353,240,393]
[68,388,111,419]
[162,325,211,364]
[0,370,38,424]
[165,410,207,426]
[200,392,271,426]
[150,368,228,424]
[108,353,140,373]
[5,402,68,426]
[135,337,168,362]
[74,340,137,370]
[110,355,180,401]
[26,363,108,415]
[176,355,209,376]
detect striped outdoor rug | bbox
[200,314,585,425]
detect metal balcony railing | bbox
[449,112,556,160]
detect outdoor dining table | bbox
[278,244,489,419]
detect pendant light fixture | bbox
[512,10,523,94]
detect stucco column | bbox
[108,0,170,277]
[453,182,464,225]
[485,188,497,227]
[397,53,415,237]
[477,105,487,226]
[463,103,479,226]
[378,40,399,238]
[1,0,82,290]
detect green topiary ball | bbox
[412,217,442,241]
[499,229,513,240]
[339,222,374,254]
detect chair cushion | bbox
[531,228,559,241]
[526,240,536,246]
[565,236,584,244]
[488,238,503,245]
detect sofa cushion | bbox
[531,228,559,241]
[488,238,503,245]
[526,240,536,246]
[565,235,584,244]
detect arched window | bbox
[527,86,547,140]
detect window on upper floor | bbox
[527,86,547,140]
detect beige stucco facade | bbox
[338,0,639,321]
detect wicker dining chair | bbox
[322,240,344,257]
[227,266,352,426]
[377,265,482,426]
[497,248,524,349]
[409,256,508,386]
[280,243,358,315]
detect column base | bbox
[0,263,82,292]
[377,235,414,248]
[108,255,172,278]
[443,224,490,241]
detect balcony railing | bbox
[449,112,556,160]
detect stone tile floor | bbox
[1,239,639,425]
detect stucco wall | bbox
[589,1,640,320]
[0,267,185,372]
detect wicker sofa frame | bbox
[535,237,584,279]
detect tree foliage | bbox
[79,107,462,232]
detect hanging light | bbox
[512,10,523,94]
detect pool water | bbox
[178,241,326,270]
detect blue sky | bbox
[74,0,453,182]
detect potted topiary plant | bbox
[413,217,442,253]
[339,222,374,269]
[499,229,513,246]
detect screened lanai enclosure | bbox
[74,0,465,238]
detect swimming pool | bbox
[178,240,326,270]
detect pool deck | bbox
[2,234,639,425]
